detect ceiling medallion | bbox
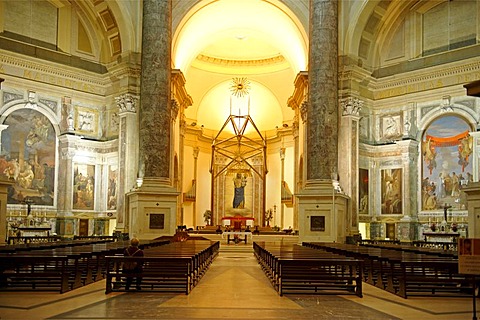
[230,77,251,97]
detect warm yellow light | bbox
[173,0,307,73]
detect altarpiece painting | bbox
[421,115,472,211]
[381,168,402,215]
[0,109,56,205]
[73,164,95,210]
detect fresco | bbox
[0,109,55,205]
[421,115,472,211]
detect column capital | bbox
[340,97,363,117]
[116,94,138,114]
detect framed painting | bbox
[358,168,369,214]
[107,165,117,210]
[381,168,402,214]
[73,164,95,210]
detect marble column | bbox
[139,0,172,185]
[127,0,178,239]
[307,0,338,182]
[296,0,346,244]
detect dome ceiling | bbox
[173,0,307,133]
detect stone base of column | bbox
[296,180,349,244]
[0,179,14,245]
[126,178,179,240]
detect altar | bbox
[221,216,254,231]
[222,231,253,244]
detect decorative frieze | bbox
[371,60,480,100]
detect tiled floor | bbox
[0,243,478,320]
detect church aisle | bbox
[0,248,476,320]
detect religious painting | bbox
[224,169,253,217]
[310,216,325,231]
[0,109,56,205]
[421,115,472,211]
[381,168,402,214]
[73,164,95,210]
[149,213,165,229]
[106,165,117,210]
[358,168,369,214]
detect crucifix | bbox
[443,203,452,222]
[24,198,34,216]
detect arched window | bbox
[421,115,473,211]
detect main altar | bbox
[210,79,267,227]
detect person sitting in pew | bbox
[123,238,144,291]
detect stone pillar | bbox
[115,94,138,231]
[126,0,179,239]
[296,0,347,243]
[339,97,363,236]
[57,135,76,216]
[56,135,77,236]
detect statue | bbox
[232,173,247,208]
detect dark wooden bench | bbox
[304,242,472,299]
[104,240,219,294]
[0,239,172,293]
[254,242,363,297]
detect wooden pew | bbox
[254,242,363,297]
[104,240,219,294]
[304,242,472,299]
[0,238,171,293]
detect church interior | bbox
[1,0,480,319]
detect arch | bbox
[194,79,283,133]
[0,100,61,138]
[419,113,474,212]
